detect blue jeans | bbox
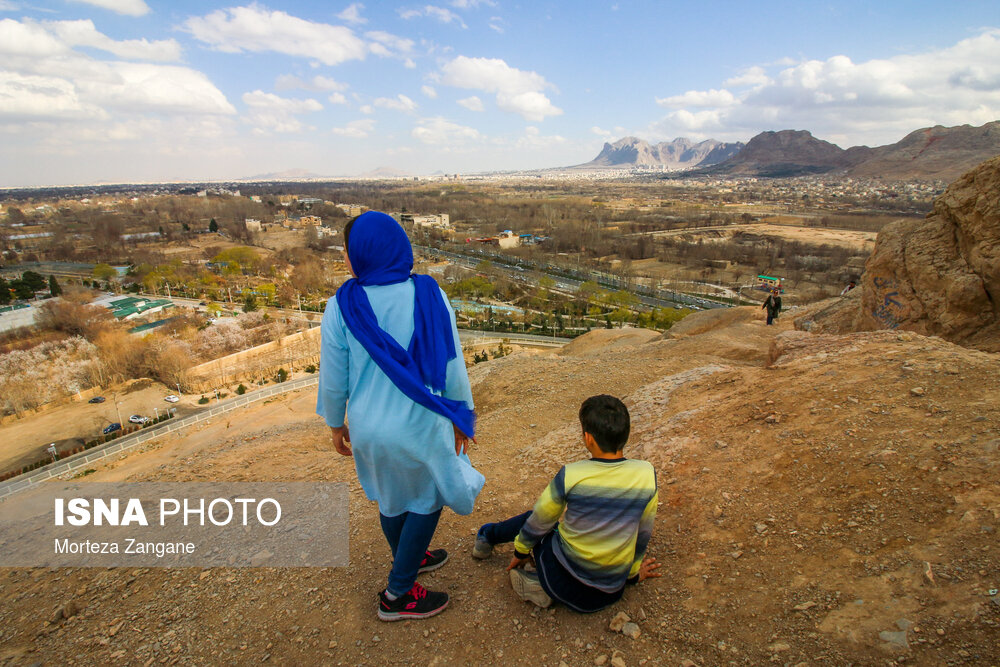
[479,511,626,613]
[379,509,441,597]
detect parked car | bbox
[164,395,180,403]
[128,414,150,424]
[88,396,106,404]
[103,423,122,435]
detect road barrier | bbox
[0,376,319,500]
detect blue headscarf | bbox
[335,211,475,437]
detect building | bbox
[335,203,365,218]
[102,296,175,320]
[497,230,520,249]
[404,213,451,230]
[245,218,262,233]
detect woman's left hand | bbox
[453,424,475,456]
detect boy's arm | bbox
[512,467,568,557]
[627,487,658,582]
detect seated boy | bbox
[472,394,660,612]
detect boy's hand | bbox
[330,426,352,457]
[506,555,531,572]
[453,424,476,456]
[638,557,661,582]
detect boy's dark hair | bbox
[579,394,630,453]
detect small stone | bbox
[610,657,626,667]
[249,550,273,566]
[328,641,337,649]
[879,630,908,649]
[909,387,925,397]
[793,601,816,611]
[755,523,768,534]
[680,661,698,667]
[895,618,912,631]
[594,655,608,666]
[713,440,728,449]
[936,629,945,636]
[199,571,210,580]
[621,622,640,639]
[764,414,779,424]
[767,642,790,652]
[609,611,631,632]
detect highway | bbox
[415,245,729,311]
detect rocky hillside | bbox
[579,136,744,170]
[2,308,998,666]
[796,155,1000,351]
[701,121,1000,180]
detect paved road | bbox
[416,245,729,311]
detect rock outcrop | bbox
[797,155,1000,351]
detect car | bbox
[88,396,106,404]
[103,423,122,435]
[164,395,180,403]
[128,414,150,424]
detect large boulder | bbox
[798,155,1000,351]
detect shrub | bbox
[305,365,316,374]
[236,384,247,395]
[276,368,288,383]
[198,396,209,404]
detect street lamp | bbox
[176,382,182,397]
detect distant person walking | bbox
[317,211,483,622]
[762,289,782,325]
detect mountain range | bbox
[580,121,1000,181]
[578,137,744,170]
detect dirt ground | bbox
[1,307,998,666]
[0,380,198,474]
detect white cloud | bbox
[241,90,322,134]
[412,116,480,144]
[48,19,181,61]
[0,19,234,119]
[421,85,437,98]
[488,17,504,34]
[439,55,562,121]
[359,104,373,114]
[656,88,736,108]
[590,126,613,138]
[365,30,414,60]
[328,92,347,105]
[184,5,366,66]
[275,74,347,92]
[399,5,467,28]
[514,125,566,149]
[0,1,20,10]
[457,95,483,111]
[450,0,495,7]
[337,3,366,24]
[332,118,375,138]
[374,94,417,112]
[68,0,150,17]
[650,29,1000,146]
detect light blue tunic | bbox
[316,281,484,517]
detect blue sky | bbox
[1,0,999,185]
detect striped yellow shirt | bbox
[514,458,657,593]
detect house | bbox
[245,218,262,233]
[403,213,451,230]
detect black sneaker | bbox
[377,583,449,621]
[417,548,449,574]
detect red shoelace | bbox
[409,582,428,600]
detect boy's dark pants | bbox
[480,511,625,613]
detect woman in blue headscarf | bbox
[317,211,484,622]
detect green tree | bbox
[21,271,46,291]
[93,263,117,281]
[0,277,11,305]
[209,218,218,232]
[243,293,258,312]
[11,280,34,300]
[48,275,62,296]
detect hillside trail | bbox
[2,306,999,666]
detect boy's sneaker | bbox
[509,568,552,608]
[377,583,449,621]
[417,548,448,574]
[471,526,493,559]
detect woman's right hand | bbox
[330,426,352,457]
